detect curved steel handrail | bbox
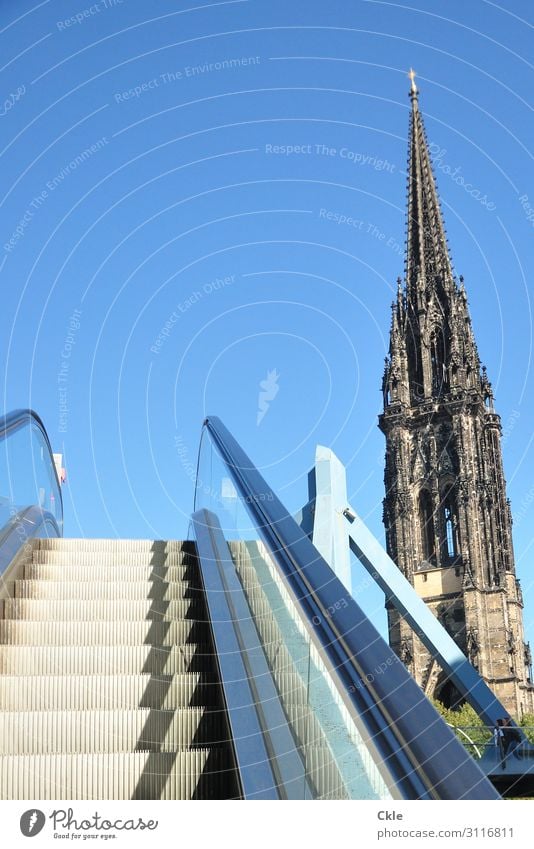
[447,723,484,759]
[199,415,500,801]
[1,408,51,441]
[0,506,62,581]
[0,505,61,547]
[0,408,63,520]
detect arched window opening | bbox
[430,330,447,394]
[434,674,464,711]
[440,487,459,564]
[411,349,424,401]
[407,318,424,402]
[419,490,436,565]
[445,504,456,558]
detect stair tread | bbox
[0,619,208,645]
[0,674,222,710]
[0,643,213,674]
[13,581,199,599]
[2,599,206,621]
[31,553,197,565]
[0,707,228,754]
[0,750,236,800]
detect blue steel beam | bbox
[344,508,514,731]
[311,446,352,594]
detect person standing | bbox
[494,719,505,768]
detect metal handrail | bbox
[198,416,501,800]
[447,724,485,759]
[0,408,64,519]
[0,409,63,576]
[450,726,534,758]
[0,506,62,581]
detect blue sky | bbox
[1,0,533,641]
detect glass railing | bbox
[193,416,501,801]
[194,435,390,799]
[0,410,63,572]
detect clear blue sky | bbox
[1,0,533,642]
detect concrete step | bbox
[0,674,220,710]
[0,644,213,675]
[31,551,197,566]
[33,539,196,552]
[1,599,206,621]
[0,749,235,799]
[23,564,196,583]
[0,618,208,646]
[0,708,227,754]
[14,581,201,601]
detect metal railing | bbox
[0,409,63,576]
[451,726,534,759]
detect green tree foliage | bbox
[520,714,534,744]
[432,699,492,755]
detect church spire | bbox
[379,72,482,404]
[405,71,453,312]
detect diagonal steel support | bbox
[344,508,505,729]
[304,445,514,730]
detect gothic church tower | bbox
[379,73,534,717]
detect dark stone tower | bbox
[379,72,534,717]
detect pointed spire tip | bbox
[408,67,418,98]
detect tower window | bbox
[439,491,459,564]
[419,490,436,564]
[430,330,447,394]
[445,504,456,558]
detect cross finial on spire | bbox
[408,67,418,97]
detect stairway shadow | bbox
[190,748,239,800]
[132,542,238,800]
[131,751,177,800]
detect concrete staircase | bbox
[0,539,239,800]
